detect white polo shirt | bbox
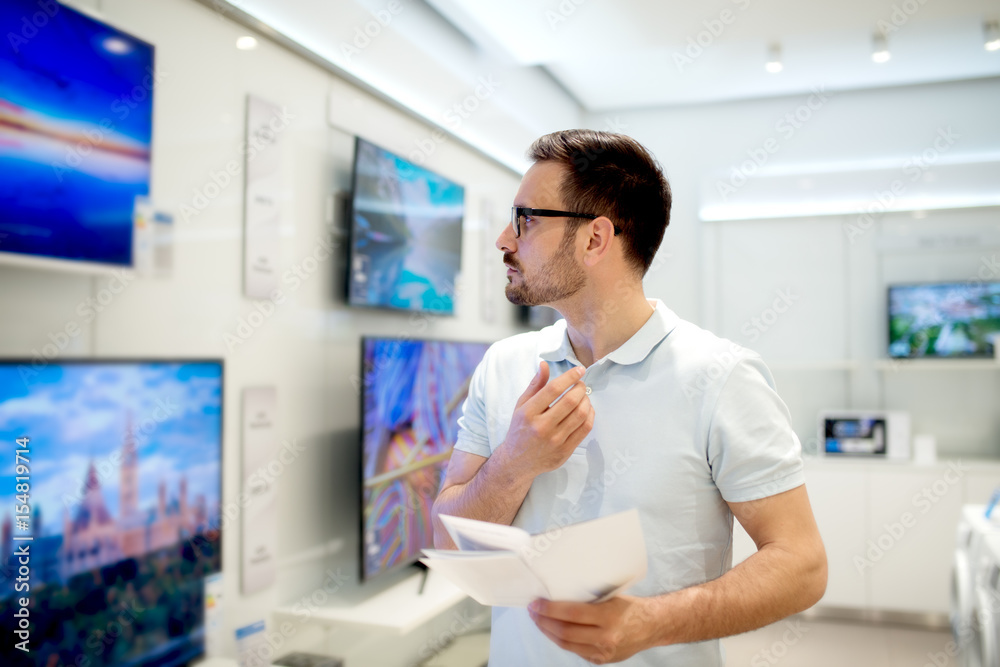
[453,299,805,666]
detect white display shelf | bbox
[762,359,1000,372]
[765,360,860,371]
[273,571,467,636]
[873,358,1000,371]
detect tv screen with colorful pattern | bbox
[360,338,488,580]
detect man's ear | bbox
[582,216,617,266]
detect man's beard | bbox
[503,229,585,306]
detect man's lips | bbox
[503,253,520,276]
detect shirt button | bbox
[585,386,592,395]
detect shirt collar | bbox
[538,299,679,366]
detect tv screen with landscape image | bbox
[360,337,489,580]
[0,359,222,667]
[0,0,155,270]
[888,282,1000,358]
[347,137,465,314]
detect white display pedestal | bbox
[273,570,467,636]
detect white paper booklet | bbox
[421,509,647,607]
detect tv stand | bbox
[273,569,466,635]
[415,561,429,595]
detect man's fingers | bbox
[530,599,601,625]
[549,394,594,444]
[526,365,586,413]
[563,410,596,450]
[530,612,599,645]
[532,623,594,659]
[542,381,589,423]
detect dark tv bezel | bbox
[357,335,490,583]
[0,356,225,665]
[887,280,1000,359]
[0,1,157,273]
[345,136,466,317]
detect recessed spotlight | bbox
[236,35,258,50]
[765,43,783,73]
[872,32,890,63]
[986,21,1000,51]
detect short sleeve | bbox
[453,349,492,458]
[706,356,804,503]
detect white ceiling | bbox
[425,0,1000,110]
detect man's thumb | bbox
[535,361,549,386]
[521,361,549,401]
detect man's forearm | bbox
[431,449,536,549]
[644,542,827,646]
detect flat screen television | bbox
[0,0,155,271]
[347,137,465,315]
[360,337,489,581]
[888,281,1000,358]
[0,359,223,667]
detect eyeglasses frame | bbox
[510,206,621,238]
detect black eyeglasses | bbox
[510,206,620,238]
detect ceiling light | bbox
[765,43,783,73]
[102,36,133,54]
[872,32,890,63]
[236,36,258,50]
[986,21,1000,51]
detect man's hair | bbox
[526,129,671,276]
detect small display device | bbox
[824,417,886,455]
[818,410,911,459]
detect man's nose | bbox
[496,222,517,252]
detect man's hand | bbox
[498,361,595,477]
[528,596,659,664]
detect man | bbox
[431,130,827,665]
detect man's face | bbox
[496,161,586,307]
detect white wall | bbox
[0,0,526,663]
[586,78,1000,457]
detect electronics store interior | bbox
[0,1,999,666]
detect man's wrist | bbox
[492,440,540,487]
[640,590,683,649]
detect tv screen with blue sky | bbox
[0,360,222,667]
[348,137,465,314]
[0,0,154,267]
[889,282,1000,358]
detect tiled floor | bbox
[423,618,956,666]
[724,617,954,667]
[421,630,489,667]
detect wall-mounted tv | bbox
[888,282,1000,358]
[0,1,155,271]
[360,337,489,581]
[347,137,465,315]
[0,359,223,667]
